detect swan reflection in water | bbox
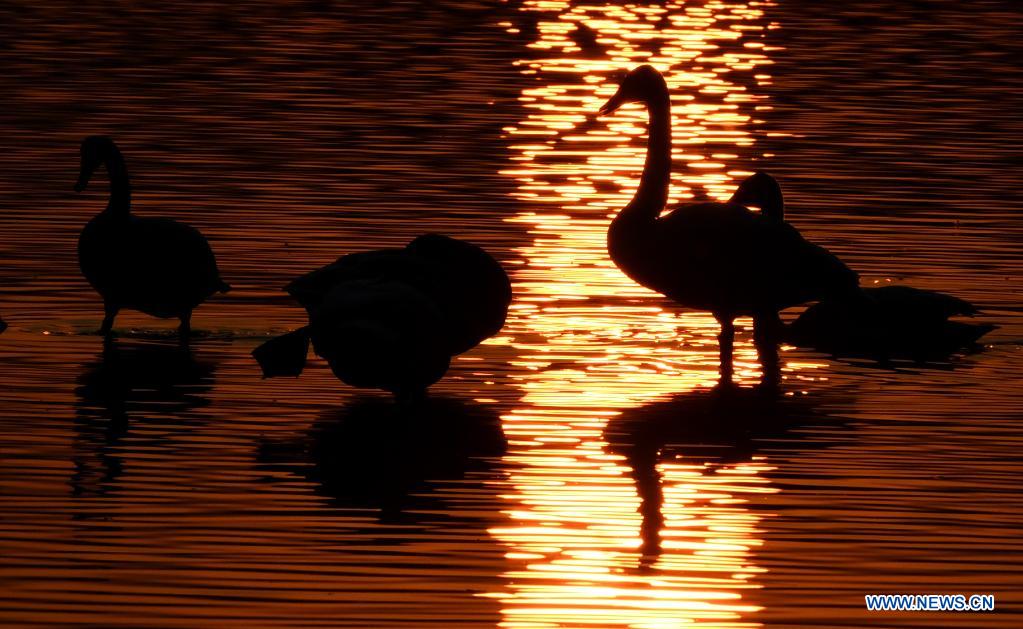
[72,339,216,499]
[604,383,850,568]
[258,396,506,522]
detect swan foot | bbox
[178,312,193,342]
[100,303,119,337]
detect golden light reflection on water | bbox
[486,1,820,626]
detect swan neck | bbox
[626,88,671,222]
[761,193,783,220]
[103,149,131,215]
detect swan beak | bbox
[598,91,626,116]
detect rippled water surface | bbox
[1,0,1022,627]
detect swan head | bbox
[729,171,784,220]
[75,136,117,192]
[598,65,666,115]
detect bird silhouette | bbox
[75,136,230,339]
[597,66,857,385]
[569,22,606,57]
[786,285,996,362]
[253,234,511,402]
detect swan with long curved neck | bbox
[599,65,857,383]
[75,136,230,338]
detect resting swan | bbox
[786,285,995,361]
[598,65,857,382]
[75,136,230,337]
[253,234,511,402]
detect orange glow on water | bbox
[0,1,1021,627]
[486,1,815,626]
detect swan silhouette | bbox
[75,136,230,338]
[786,285,996,361]
[570,23,606,57]
[597,65,857,382]
[253,234,511,402]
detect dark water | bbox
[1,0,1021,627]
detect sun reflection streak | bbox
[483,1,827,627]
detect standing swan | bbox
[598,66,857,382]
[253,234,511,403]
[75,136,230,338]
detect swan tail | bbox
[950,321,997,346]
[253,327,310,378]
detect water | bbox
[1,0,1021,626]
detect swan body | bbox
[75,136,229,336]
[786,285,995,360]
[610,198,853,315]
[599,65,857,381]
[254,234,511,401]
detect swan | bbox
[75,136,230,338]
[570,23,606,57]
[597,65,858,381]
[74,135,230,337]
[253,234,511,402]
[786,285,995,361]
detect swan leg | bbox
[753,311,781,388]
[100,302,119,337]
[716,314,735,383]
[178,312,192,339]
